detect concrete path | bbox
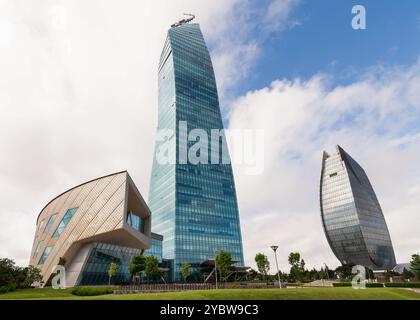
[303,280,335,287]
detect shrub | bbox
[8,282,17,292]
[332,282,351,287]
[366,283,384,288]
[71,286,115,296]
[0,286,9,294]
[0,282,18,294]
[384,282,420,288]
[333,282,385,288]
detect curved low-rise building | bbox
[29,171,152,286]
[320,146,396,270]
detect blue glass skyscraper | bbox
[149,22,244,280]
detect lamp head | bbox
[270,246,279,252]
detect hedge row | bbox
[333,282,420,288]
[333,283,384,288]
[332,282,352,287]
[71,286,115,296]
[366,283,384,288]
[384,282,420,288]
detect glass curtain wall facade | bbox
[149,23,244,281]
[79,233,163,285]
[320,145,396,270]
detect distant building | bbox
[149,22,245,281]
[392,263,412,274]
[29,171,164,286]
[320,145,396,270]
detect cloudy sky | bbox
[1,0,419,272]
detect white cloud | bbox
[229,60,420,272]
[264,0,301,32]
[0,0,299,267]
[209,0,300,103]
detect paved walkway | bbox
[303,280,335,287]
[408,288,420,294]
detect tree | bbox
[410,254,420,280]
[108,262,119,285]
[288,252,301,268]
[181,262,191,282]
[278,271,288,283]
[129,254,146,283]
[335,263,355,280]
[187,271,202,283]
[145,256,159,282]
[12,267,27,288]
[247,269,259,281]
[24,266,42,287]
[0,258,16,288]
[300,259,306,272]
[0,259,43,291]
[288,252,306,283]
[402,268,414,281]
[323,264,335,280]
[255,253,270,282]
[309,268,320,281]
[216,250,233,281]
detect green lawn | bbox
[0,287,419,300]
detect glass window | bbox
[33,240,44,258]
[126,212,145,233]
[38,246,53,265]
[43,214,58,234]
[53,208,78,238]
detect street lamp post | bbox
[214,255,218,290]
[270,246,282,289]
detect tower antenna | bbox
[171,13,195,28]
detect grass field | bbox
[0,287,419,300]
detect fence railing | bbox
[116,283,215,294]
[115,282,285,294]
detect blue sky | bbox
[218,0,420,97]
